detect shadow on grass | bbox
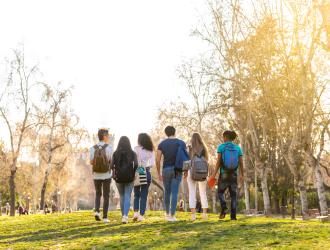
[3,218,291,250]
[95,221,286,250]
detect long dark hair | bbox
[138,133,154,152]
[116,136,133,152]
[115,136,134,162]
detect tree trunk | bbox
[243,155,250,212]
[297,179,308,219]
[273,180,280,214]
[314,163,328,216]
[244,179,250,212]
[274,193,280,214]
[260,167,271,215]
[9,169,16,216]
[254,166,258,213]
[40,170,50,210]
[212,189,217,213]
[40,182,47,211]
[181,179,188,212]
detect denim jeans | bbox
[162,166,182,216]
[134,183,150,216]
[94,178,111,219]
[218,177,237,219]
[116,182,134,217]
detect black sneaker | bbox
[230,217,237,221]
[94,212,101,221]
[219,208,227,219]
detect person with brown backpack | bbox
[90,128,113,223]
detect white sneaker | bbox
[165,214,171,221]
[202,213,208,220]
[191,213,196,221]
[122,216,128,224]
[133,212,139,222]
[168,216,177,222]
[103,218,110,223]
[94,212,101,221]
[138,215,145,222]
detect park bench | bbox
[244,209,256,215]
[316,215,329,222]
[244,209,265,216]
[307,209,320,218]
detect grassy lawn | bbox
[0,211,329,250]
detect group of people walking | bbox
[90,126,243,224]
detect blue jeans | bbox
[116,182,134,217]
[162,166,182,216]
[134,183,150,216]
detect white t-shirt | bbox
[134,146,155,168]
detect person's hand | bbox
[210,173,216,180]
[183,171,188,179]
[208,175,217,189]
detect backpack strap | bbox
[197,148,204,158]
[94,144,108,150]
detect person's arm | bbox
[203,148,209,162]
[211,153,222,179]
[149,151,156,168]
[110,153,115,170]
[238,156,244,182]
[89,147,94,166]
[133,153,138,172]
[156,149,163,181]
[106,146,113,174]
[107,146,113,164]
[183,145,192,179]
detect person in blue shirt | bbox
[156,126,186,222]
[211,130,244,220]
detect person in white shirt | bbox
[90,128,113,223]
[133,133,155,222]
[184,132,209,221]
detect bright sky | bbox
[0,0,209,147]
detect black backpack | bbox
[92,144,110,173]
[113,151,135,183]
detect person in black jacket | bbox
[111,136,138,224]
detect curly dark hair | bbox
[223,130,237,141]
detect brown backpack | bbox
[92,144,110,173]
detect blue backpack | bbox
[174,144,190,173]
[222,144,239,173]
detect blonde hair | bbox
[190,132,209,161]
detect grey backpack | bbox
[191,154,208,181]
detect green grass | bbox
[0,211,329,250]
